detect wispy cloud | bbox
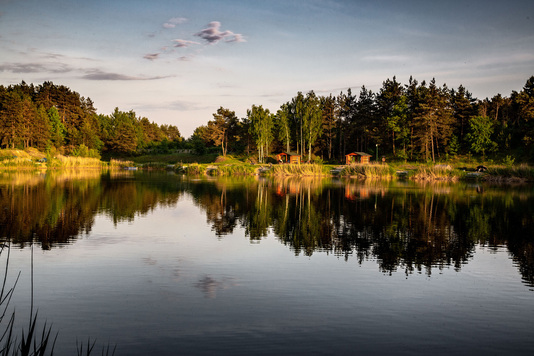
[0,61,72,73]
[135,99,209,111]
[194,21,245,44]
[361,54,412,63]
[163,17,187,29]
[173,39,199,48]
[82,69,168,81]
[143,53,160,61]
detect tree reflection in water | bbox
[0,172,533,288]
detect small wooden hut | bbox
[345,152,372,165]
[276,152,301,164]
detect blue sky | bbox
[1,0,533,137]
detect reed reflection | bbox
[0,172,532,288]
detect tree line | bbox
[1,76,533,162]
[0,81,182,157]
[196,75,534,163]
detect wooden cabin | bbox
[345,152,372,165]
[276,152,301,164]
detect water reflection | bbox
[1,171,533,288]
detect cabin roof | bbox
[346,152,371,157]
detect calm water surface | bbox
[1,171,533,355]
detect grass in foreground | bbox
[1,242,116,356]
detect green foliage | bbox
[466,116,497,159]
[447,135,460,156]
[71,144,101,159]
[248,105,274,163]
[503,155,515,166]
[0,82,181,157]
[206,107,238,156]
[3,76,534,164]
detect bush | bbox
[71,144,101,159]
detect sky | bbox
[1,0,533,138]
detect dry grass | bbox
[340,163,395,179]
[269,163,330,177]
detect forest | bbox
[1,76,534,163]
[0,81,182,158]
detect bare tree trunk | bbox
[431,130,435,162]
[392,131,396,156]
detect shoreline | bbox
[0,148,532,182]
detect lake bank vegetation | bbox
[1,76,534,180]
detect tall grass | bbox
[109,159,135,169]
[51,156,103,168]
[411,164,461,181]
[268,164,330,177]
[339,163,395,179]
[1,242,58,356]
[179,163,206,175]
[485,164,534,181]
[0,157,42,170]
[1,242,116,356]
[211,164,257,176]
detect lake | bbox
[1,171,533,355]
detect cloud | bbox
[163,17,187,29]
[361,54,411,63]
[194,21,245,44]
[226,33,246,43]
[173,39,200,48]
[0,62,73,74]
[82,69,168,81]
[143,53,160,61]
[169,99,208,111]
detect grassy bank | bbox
[2,148,534,182]
[0,148,135,170]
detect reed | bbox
[179,163,206,175]
[0,157,41,170]
[54,156,103,168]
[485,164,534,181]
[411,164,461,181]
[1,242,58,356]
[109,159,135,169]
[210,164,257,176]
[340,163,395,179]
[1,242,115,356]
[268,163,330,177]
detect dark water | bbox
[1,171,533,355]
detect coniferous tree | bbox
[0,90,24,149]
[318,94,337,160]
[450,85,477,152]
[376,76,406,156]
[411,79,454,161]
[48,107,66,148]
